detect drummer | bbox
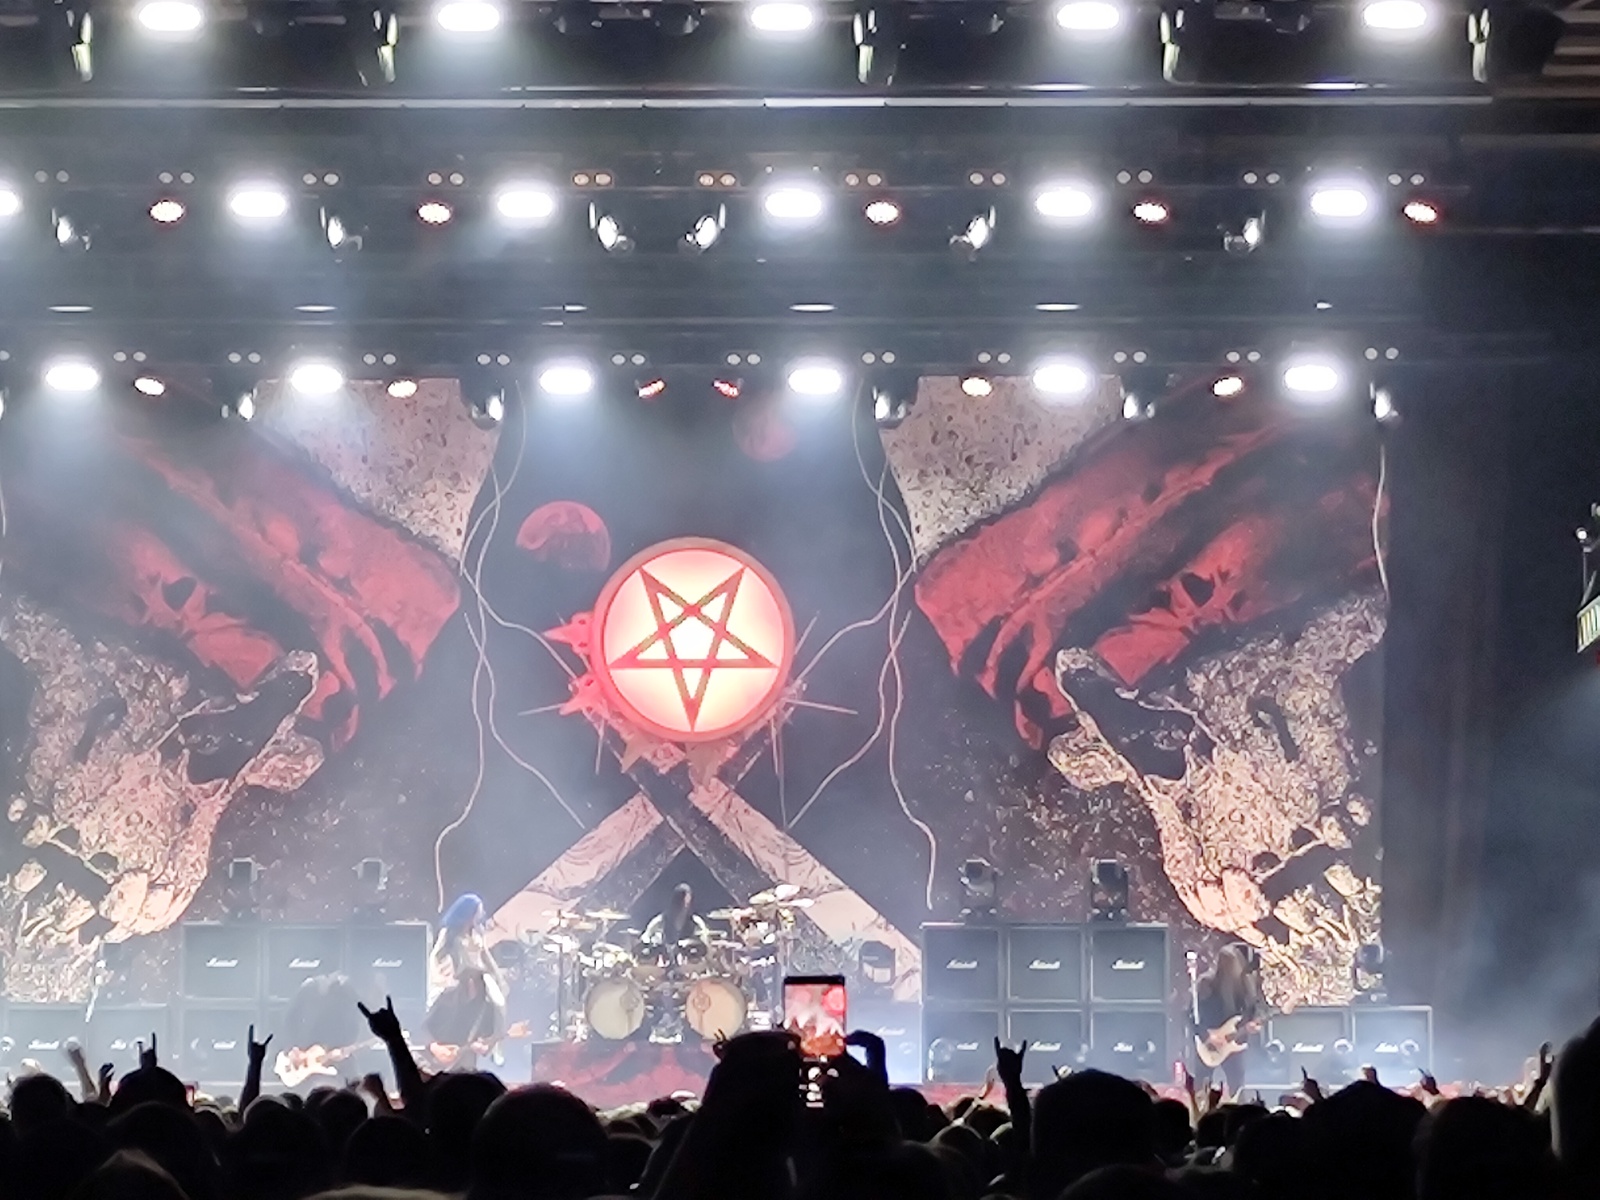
[640,883,711,946]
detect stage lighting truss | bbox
[854,3,906,85]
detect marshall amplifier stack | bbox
[178,920,429,1078]
[1257,1005,1434,1088]
[921,922,1170,1084]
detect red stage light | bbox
[637,377,668,401]
[712,378,743,400]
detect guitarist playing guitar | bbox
[1190,944,1266,1096]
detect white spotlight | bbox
[387,378,420,399]
[1360,0,1429,32]
[864,199,902,226]
[149,198,185,224]
[484,392,506,423]
[1373,387,1398,423]
[1403,199,1440,225]
[1055,0,1121,31]
[591,207,633,253]
[436,0,501,31]
[539,360,596,397]
[1281,356,1343,399]
[417,201,453,225]
[236,392,256,421]
[1031,357,1094,400]
[1122,393,1143,420]
[43,358,100,393]
[228,183,290,224]
[495,184,557,226]
[961,374,994,398]
[133,375,166,397]
[1132,200,1171,224]
[1308,183,1373,222]
[786,359,846,398]
[136,0,204,33]
[0,189,21,218]
[952,209,996,256]
[686,210,724,251]
[1034,183,1096,222]
[1212,374,1245,398]
[749,1,816,33]
[763,184,826,224]
[288,361,346,397]
[324,213,348,249]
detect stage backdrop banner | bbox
[0,374,1384,1011]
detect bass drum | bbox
[584,976,646,1040]
[684,977,748,1040]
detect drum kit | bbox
[531,885,816,1045]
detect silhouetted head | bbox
[468,1085,606,1200]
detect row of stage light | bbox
[121,0,1440,41]
[8,345,1400,427]
[43,0,1552,91]
[0,171,1444,261]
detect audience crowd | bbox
[2,995,1595,1200]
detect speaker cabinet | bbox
[1262,1007,1352,1085]
[179,1004,257,1080]
[922,1007,1001,1084]
[1007,925,1084,1003]
[2,1005,87,1073]
[182,923,261,1000]
[851,998,922,1085]
[264,926,347,1002]
[90,1005,171,1076]
[1351,1005,1433,1074]
[1089,1006,1168,1080]
[1008,1008,1086,1086]
[922,925,1003,1005]
[347,923,430,1004]
[1088,925,1169,1003]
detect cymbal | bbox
[708,907,756,921]
[771,883,802,902]
[584,908,630,922]
[540,933,583,952]
[749,883,810,907]
[748,889,779,906]
[549,909,598,931]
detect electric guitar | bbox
[274,1040,376,1087]
[1194,1014,1264,1069]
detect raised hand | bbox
[1362,1065,1380,1085]
[1301,1066,1324,1103]
[358,996,404,1044]
[97,1063,115,1104]
[993,1037,1028,1088]
[844,1030,888,1086]
[139,1033,158,1071]
[1420,1069,1441,1097]
[246,1025,273,1064]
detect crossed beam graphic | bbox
[490,692,923,1001]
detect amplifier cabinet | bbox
[1088,925,1169,1004]
[2,1005,87,1073]
[346,923,430,1005]
[179,1004,258,1080]
[1089,1005,1169,1081]
[1351,1005,1433,1074]
[1007,1008,1086,1086]
[265,926,347,1002]
[182,923,261,1000]
[922,1006,1002,1085]
[851,998,922,1085]
[1263,1008,1352,1085]
[922,925,1003,1006]
[1006,925,1084,1004]
[90,1005,171,1076]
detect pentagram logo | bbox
[590,539,794,743]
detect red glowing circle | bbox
[589,538,795,743]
